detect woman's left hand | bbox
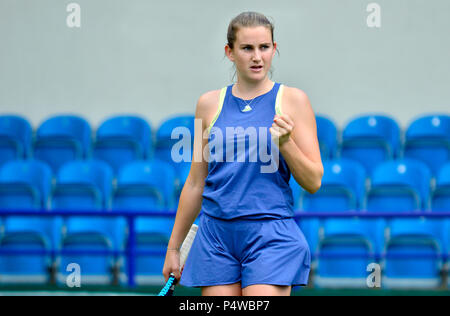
[270,114,295,148]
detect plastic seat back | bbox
[430,162,450,255]
[94,115,153,173]
[302,159,366,212]
[34,115,92,172]
[155,115,195,191]
[404,114,450,175]
[0,160,60,284]
[316,114,338,160]
[341,114,400,174]
[367,159,431,212]
[300,159,366,256]
[0,160,52,209]
[114,160,176,211]
[431,162,450,212]
[0,115,33,167]
[155,114,195,148]
[53,160,114,210]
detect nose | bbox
[252,49,262,62]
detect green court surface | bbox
[0,285,449,296]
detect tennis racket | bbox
[158,223,198,296]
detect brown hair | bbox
[227,11,275,49]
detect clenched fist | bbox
[269,114,294,147]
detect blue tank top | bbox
[201,82,294,220]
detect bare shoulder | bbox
[195,89,222,125]
[197,89,222,112]
[281,85,314,119]
[283,86,311,109]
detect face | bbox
[226,26,277,82]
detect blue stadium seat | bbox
[302,159,366,212]
[340,114,401,174]
[383,218,443,289]
[53,160,114,210]
[301,159,366,256]
[0,160,52,210]
[155,115,195,149]
[93,115,153,174]
[365,159,431,255]
[122,216,175,285]
[316,114,338,160]
[430,162,450,263]
[432,162,450,209]
[403,114,450,175]
[366,159,442,288]
[367,159,431,212]
[58,218,125,286]
[314,236,374,288]
[114,160,177,211]
[0,160,61,284]
[51,160,124,285]
[303,159,370,288]
[112,159,176,285]
[0,115,32,168]
[154,114,195,202]
[289,175,303,211]
[33,115,92,173]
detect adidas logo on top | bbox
[242,105,252,112]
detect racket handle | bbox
[167,273,177,296]
[169,272,179,285]
[158,273,177,296]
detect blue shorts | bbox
[180,213,311,289]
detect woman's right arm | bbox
[162,90,219,281]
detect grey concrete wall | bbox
[1,0,449,132]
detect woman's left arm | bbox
[269,87,324,194]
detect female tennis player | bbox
[162,11,323,296]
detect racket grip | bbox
[166,273,177,296]
[158,273,177,296]
[169,272,179,284]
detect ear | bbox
[272,41,277,57]
[225,44,235,62]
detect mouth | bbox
[250,65,263,72]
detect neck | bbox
[234,78,274,99]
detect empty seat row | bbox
[2,156,449,215]
[0,158,182,285]
[294,158,450,211]
[292,158,450,249]
[0,114,193,206]
[1,110,450,289]
[317,113,450,175]
[0,215,174,286]
[2,113,450,179]
[0,157,449,288]
[0,114,194,176]
[0,159,179,211]
[289,158,450,289]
